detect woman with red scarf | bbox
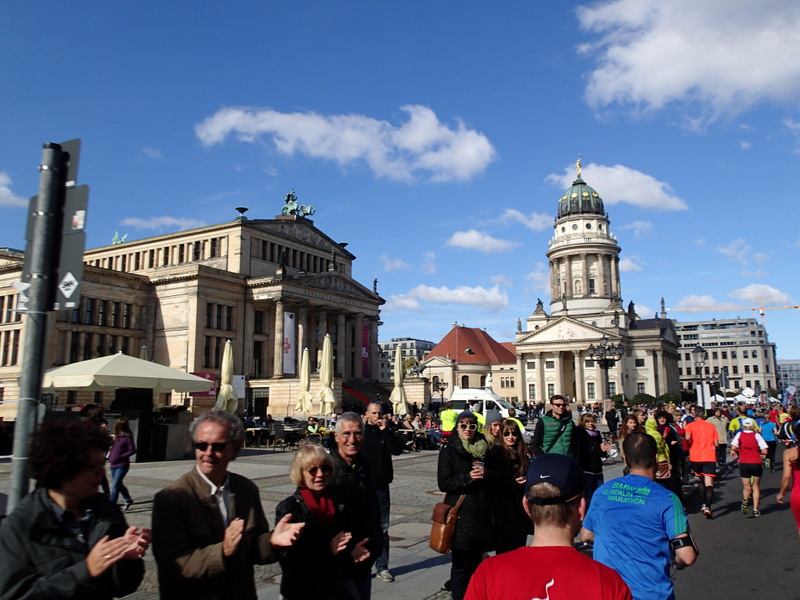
[276,442,370,600]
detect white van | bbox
[448,386,527,425]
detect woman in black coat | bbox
[437,411,492,600]
[276,442,370,600]
[485,419,533,553]
[574,413,611,508]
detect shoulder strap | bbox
[544,419,570,454]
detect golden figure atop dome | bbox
[576,154,582,179]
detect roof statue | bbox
[280,189,315,217]
[576,154,582,178]
[112,232,127,245]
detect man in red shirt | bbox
[465,454,631,600]
[685,404,719,518]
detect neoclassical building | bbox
[0,205,384,419]
[513,165,681,404]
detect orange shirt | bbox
[685,419,717,463]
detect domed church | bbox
[513,159,680,404]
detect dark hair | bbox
[550,395,567,405]
[495,419,529,477]
[655,410,670,421]
[81,404,106,424]
[622,432,657,470]
[29,420,112,490]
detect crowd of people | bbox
[2,394,798,600]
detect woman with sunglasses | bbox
[276,442,370,600]
[437,411,492,600]
[574,413,612,508]
[485,419,532,553]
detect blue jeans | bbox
[109,464,132,504]
[375,486,391,573]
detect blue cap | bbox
[525,454,585,505]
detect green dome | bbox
[557,177,605,219]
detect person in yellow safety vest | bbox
[439,401,459,439]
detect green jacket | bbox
[532,413,575,456]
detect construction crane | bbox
[666,303,800,326]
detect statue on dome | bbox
[576,154,582,178]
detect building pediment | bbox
[249,220,355,258]
[515,317,618,347]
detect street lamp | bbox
[588,335,624,400]
[692,344,708,409]
[437,381,448,401]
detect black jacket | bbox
[275,489,352,600]
[361,423,402,488]
[574,428,608,474]
[436,436,493,552]
[0,488,144,600]
[485,445,533,538]
[328,447,382,577]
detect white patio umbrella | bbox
[214,339,238,413]
[295,347,314,413]
[42,352,214,393]
[318,334,336,415]
[389,345,409,416]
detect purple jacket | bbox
[108,434,136,468]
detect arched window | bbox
[461,375,469,389]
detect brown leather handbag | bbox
[429,494,466,554]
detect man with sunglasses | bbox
[530,395,576,457]
[152,411,304,600]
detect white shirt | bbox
[195,466,232,525]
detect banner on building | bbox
[283,312,296,374]
[190,372,217,397]
[361,324,369,378]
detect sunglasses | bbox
[194,441,230,453]
[308,465,332,475]
[502,431,518,438]
[551,403,567,408]
[458,423,478,431]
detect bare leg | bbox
[752,477,761,511]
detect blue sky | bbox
[2,1,800,359]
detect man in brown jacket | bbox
[152,411,303,599]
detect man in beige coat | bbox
[152,411,303,599]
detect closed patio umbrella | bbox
[318,334,336,415]
[214,339,239,413]
[295,347,314,413]
[389,345,409,416]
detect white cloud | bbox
[0,172,26,208]
[740,141,751,150]
[498,208,551,231]
[577,0,800,127]
[618,220,652,237]
[741,269,768,279]
[385,284,508,313]
[491,274,512,287]
[446,230,520,253]
[674,294,719,309]
[546,163,687,210]
[728,283,792,305]
[195,105,496,183]
[619,256,644,272]
[120,216,206,230]
[421,252,437,275]
[717,238,751,265]
[380,254,411,271]
[142,147,165,160]
[524,263,550,292]
[633,303,655,319]
[753,252,769,263]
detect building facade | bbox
[0,209,384,420]
[377,337,435,384]
[674,318,778,394]
[513,166,681,404]
[777,359,800,392]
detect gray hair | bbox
[189,410,245,445]
[335,411,363,434]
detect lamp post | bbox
[437,381,448,402]
[588,335,624,401]
[692,344,708,410]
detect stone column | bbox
[551,351,563,397]
[337,312,346,377]
[598,254,607,297]
[581,253,589,296]
[565,257,573,298]
[549,260,557,300]
[297,307,307,370]
[573,350,584,404]
[369,319,380,382]
[516,353,526,404]
[612,257,621,299]
[535,352,545,403]
[273,300,284,378]
[354,313,364,380]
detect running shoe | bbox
[753,509,761,518]
[701,505,713,519]
[741,499,749,514]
